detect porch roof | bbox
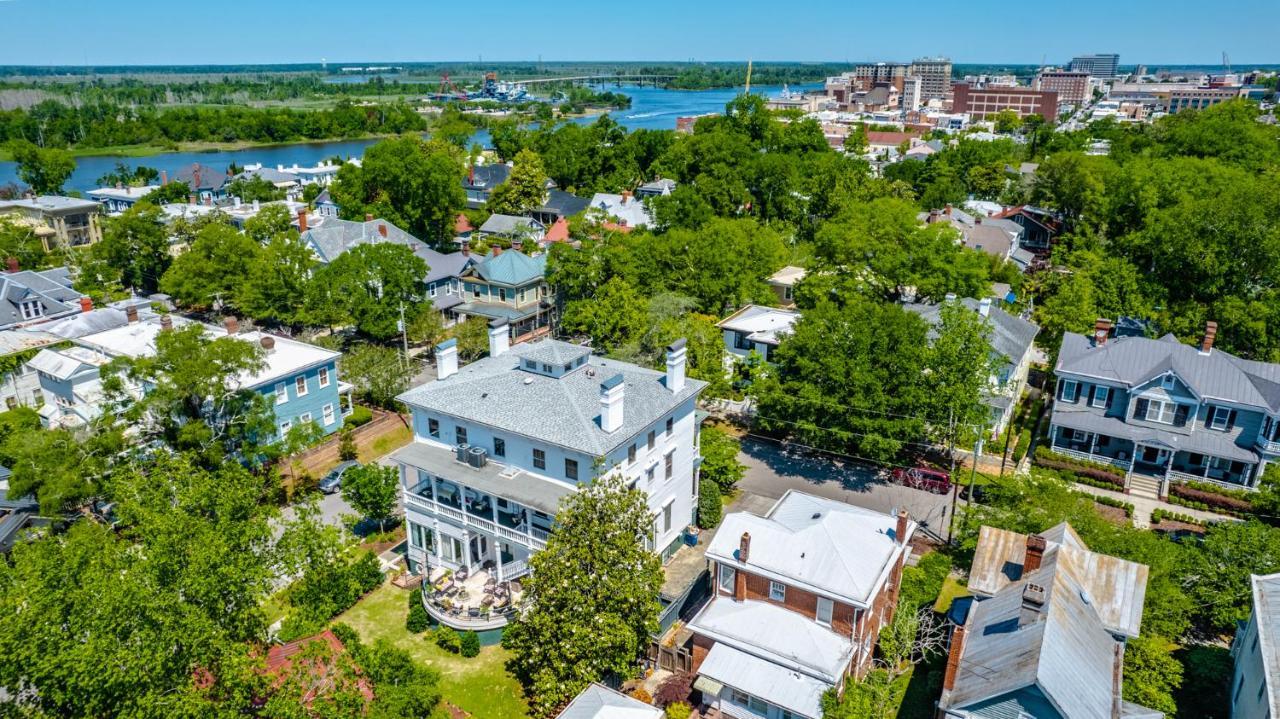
[1051,406,1260,463]
[698,642,826,719]
[392,441,575,515]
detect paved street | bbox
[736,436,957,541]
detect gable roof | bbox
[1249,573,1280,717]
[717,305,801,347]
[0,267,80,330]
[706,490,914,607]
[688,597,853,684]
[463,163,511,190]
[903,297,1039,366]
[479,214,543,237]
[396,338,706,456]
[172,163,227,192]
[555,683,662,719]
[1056,330,1280,413]
[300,217,426,264]
[471,249,546,286]
[588,193,653,228]
[538,189,591,219]
[545,217,571,243]
[417,246,474,285]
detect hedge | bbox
[1012,428,1033,463]
[1094,495,1135,518]
[1169,483,1254,513]
[697,479,722,529]
[346,405,374,427]
[1033,449,1126,489]
[459,630,480,658]
[1151,508,1207,527]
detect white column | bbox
[1088,433,1098,458]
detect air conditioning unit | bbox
[468,445,488,469]
[455,443,471,463]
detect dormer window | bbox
[19,300,43,320]
[1161,374,1176,390]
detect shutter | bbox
[1135,398,1149,420]
[1105,390,1115,409]
[1228,410,1238,430]
[1175,404,1190,426]
[1205,406,1216,428]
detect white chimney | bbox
[436,339,458,380]
[252,199,260,212]
[979,297,992,318]
[666,338,687,393]
[488,318,510,357]
[945,292,957,303]
[600,374,625,433]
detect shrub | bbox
[347,405,374,427]
[1152,508,1207,526]
[1169,483,1253,513]
[338,426,358,461]
[1033,449,1126,488]
[630,688,653,704]
[654,672,693,708]
[459,630,481,657]
[434,625,461,653]
[1094,495,1135,518]
[351,551,385,595]
[1012,428,1033,462]
[697,478,722,529]
[665,703,692,719]
[330,622,360,646]
[406,587,430,633]
[900,550,951,608]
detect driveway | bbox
[736,437,958,542]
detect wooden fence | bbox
[280,409,411,493]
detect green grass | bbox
[362,424,412,462]
[336,583,530,719]
[932,575,969,614]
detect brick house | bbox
[684,491,915,719]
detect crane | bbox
[745,59,753,94]
[1222,51,1232,74]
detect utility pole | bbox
[946,407,958,543]
[398,302,409,370]
[966,424,985,535]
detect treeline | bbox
[0,75,445,106]
[644,62,845,89]
[0,99,426,149]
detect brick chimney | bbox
[1019,583,1046,626]
[738,532,751,563]
[1201,321,1218,355]
[224,316,239,335]
[461,242,470,257]
[79,296,93,313]
[4,257,16,274]
[1024,534,1046,574]
[260,335,275,351]
[160,170,168,186]
[188,194,198,206]
[895,509,909,545]
[125,304,139,324]
[493,246,503,256]
[944,203,953,216]
[159,314,173,331]
[364,213,374,222]
[378,223,387,238]
[1093,318,1113,347]
[941,622,967,693]
[297,209,307,234]
[621,189,632,205]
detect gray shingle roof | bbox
[538,189,591,219]
[397,339,707,456]
[904,297,1039,366]
[478,214,542,237]
[0,267,80,330]
[172,163,227,191]
[555,683,661,719]
[1057,331,1280,412]
[418,247,474,285]
[301,217,426,264]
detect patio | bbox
[423,565,526,630]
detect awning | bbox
[697,643,829,719]
[692,675,723,695]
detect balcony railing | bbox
[404,487,551,551]
[1051,445,1133,470]
[1257,438,1280,455]
[1168,470,1253,491]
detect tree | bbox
[339,425,359,461]
[8,139,75,194]
[487,148,548,216]
[223,175,285,203]
[341,463,400,532]
[2,424,123,515]
[92,201,172,294]
[341,343,413,409]
[0,215,52,271]
[991,109,1022,134]
[926,301,997,450]
[161,220,262,310]
[449,317,490,361]
[562,276,647,352]
[96,161,159,189]
[697,478,722,529]
[237,231,318,329]
[319,243,428,340]
[407,307,446,348]
[699,426,744,491]
[1186,520,1280,633]
[142,180,192,205]
[1122,635,1182,717]
[329,135,466,246]
[503,474,663,717]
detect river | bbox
[0,84,818,194]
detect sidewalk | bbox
[1069,482,1238,529]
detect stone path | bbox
[1069,482,1238,529]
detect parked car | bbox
[318,461,360,494]
[891,466,952,494]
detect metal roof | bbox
[698,642,827,719]
[471,249,547,287]
[1250,573,1280,717]
[554,683,661,719]
[716,305,801,346]
[396,339,706,457]
[687,597,853,683]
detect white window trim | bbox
[1061,379,1078,402]
[1146,399,1176,425]
[1090,385,1110,408]
[769,580,786,602]
[718,563,736,594]
[280,420,293,434]
[1161,374,1176,389]
[322,403,335,425]
[816,596,834,627]
[318,366,331,388]
[295,375,309,397]
[299,412,312,425]
[1210,407,1230,431]
[275,382,288,405]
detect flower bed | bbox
[1094,495,1135,518]
[1168,482,1253,514]
[1033,448,1127,489]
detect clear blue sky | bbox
[1,0,1276,66]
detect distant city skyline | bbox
[1,0,1276,67]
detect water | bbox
[0,84,817,194]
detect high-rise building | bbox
[851,62,909,91]
[1035,69,1091,106]
[909,57,953,100]
[1068,53,1120,78]
[952,83,1059,121]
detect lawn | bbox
[932,575,969,614]
[336,582,530,719]
[362,424,412,462]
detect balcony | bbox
[421,565,529,630]
[1257,438,1280,456]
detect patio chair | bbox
[481,595,494,607]
[485,575,497,586]
[454,567,469,582]
[468,608,481,618]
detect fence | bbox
[280,409,411,493]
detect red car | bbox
[891,466,952,494]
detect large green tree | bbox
[341,343,414,409]
[341,463,400,532]
[502,474,663,717]
[8,139,75,194]
[160,220,262,310]
[926,301,998,449]
[319,243,429,340]
[487,148,548,216]
[561,275,647,352]
[237,230,318,329]
[92,201,172,294]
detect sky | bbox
[0,0,1276,67]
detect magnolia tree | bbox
[501,474,663,717]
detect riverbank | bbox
[0,135,402,162]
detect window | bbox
[1145,399,1176,424]
[1209,406,1231,431]
[524,359,537,370]
[533,448,546,470]
[666,417,674,436]
[429,283,438,298]
[1060,379,1078,402]
[410,523,432,550]
[455,426,468,445]
[318,366,330,388]
[628,444,637,464]
[280,420,293,434]
[19,300,43,320]
[565,458,578,481]
[816,596,834,627]
[647,430,656,450]
[664,451,674,481]
[1161,374,1176,390]
[769,580,786,601]
[322,404,335,425]
[428,418,440,438]
[662,502,673,533]
[1090,385,1110,408]
[542,363,553,373]
[493,437,506,457]
[499,288,508,302]
[563,363,572,372]
[730,689,750,707]
[295,375,308,397]
[719,564,737,593]
[299,412,312,425]
[734,331,753,351]
[645,464,656,483]
[275,382,288,405]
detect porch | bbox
[1049,425,1134,469]
[421,565,528,631]
[1049,424,1259,492]
[405,471,554,552]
